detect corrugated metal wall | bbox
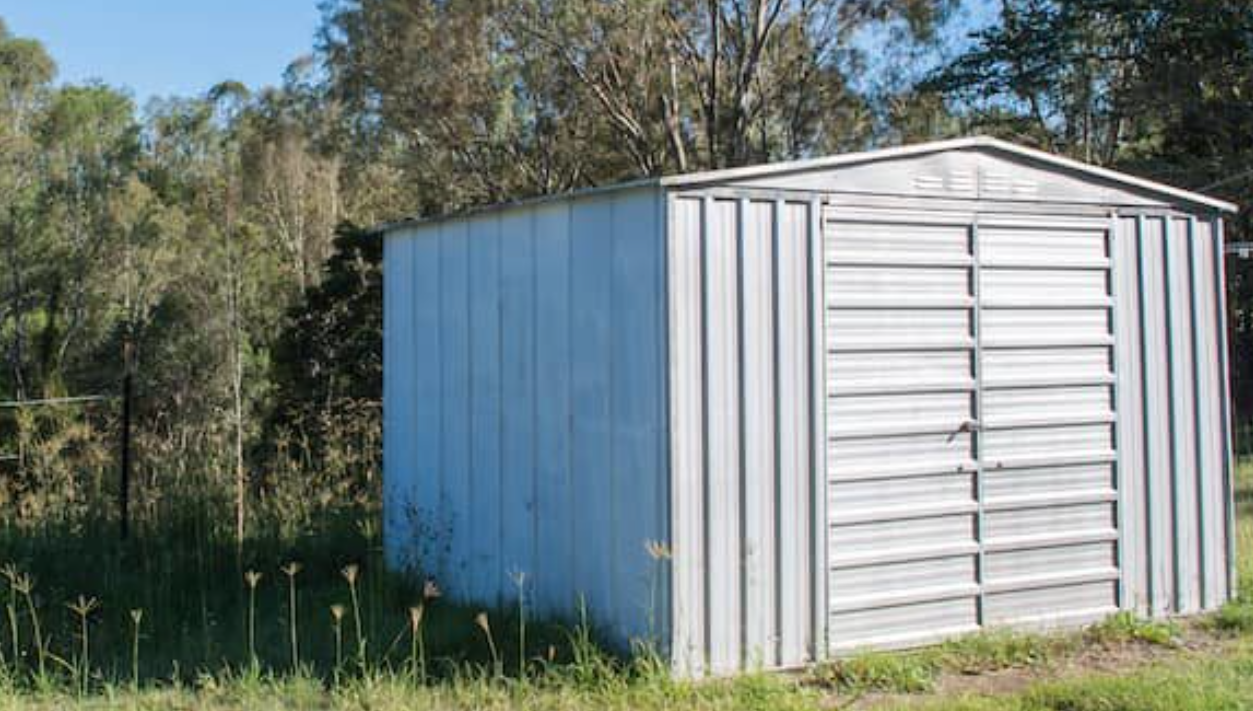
[1114,213,1233,614]
[383,186,670,646]
[384,145,1233,676]
[667,193,823,674]
[823,209,1123,651]
[664,187,1233,672]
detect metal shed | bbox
[380,136,1238,675]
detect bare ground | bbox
[831,622,1234,710]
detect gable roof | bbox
[660,136,1238,213]
[377,136,1236,233]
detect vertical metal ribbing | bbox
[735,197,749,669]
[658,192,674,657]
[970,218,987,627]
[1214,219,1237,599]
[1161,217,1183,613]
[1134,214,1157,612]
[1186,216,1208,607]
[1107,212,1128,610]
[770,198,784,667]
[808,197,828,660]
[698,195,713,670]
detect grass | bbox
[0,458,1245,708]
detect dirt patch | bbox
[831,622,1232,710]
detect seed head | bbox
[67,595,99,617]
[645,540,672,561]
[129,609,144,625]
[409,605,424,631]
[2,565,32,595]
[423,580,442,601]
[340,564,359,586]
[280,562,303,578]
[244,570,263,589]
[474,612,491,636]
[330,604,346,622]
[509,569,527,588]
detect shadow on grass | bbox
[0,509,620,687]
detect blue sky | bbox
[0,1,322,105]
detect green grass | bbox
[0,458,1246,708]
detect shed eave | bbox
[660,136,1239,214]
[370,177,663,235]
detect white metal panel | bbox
[829,598,978,652]
[500,210,536,597]
[1139,217,1175,613]
[825,220,971,262]
[533,203,573,616]
[830,473,974,510]
[385,187,670,655]
[778,200,815,667]
[983,424,1114,463]
[981,309,1110,347]
[829,432,974,477]
[412,230,445,578]
[668,196,706,674]
[610,189,666,643]
[1166,217,1201,612]
[828,309,971,347]
[825,265,970,301]
[704,197,742,673]
[1113,212,1233,616]
[467,215,504,603]
[828,350,971,392]
[834,556,977,598]
[984,503,1115,540]
[741,199,777,666]
[981,268,1109,304]
[570,195,616,627]
[829,391,972,436]
[383,231,418,571]
[824,208,1134,653]
[665,194,818,673]
[979,225,1110,266]
[439,222,472,586]
[1114,215,1149,612]
[984,581,1118,626]
[983,347,1112,386]
[985,542,1116,581]
[1192,219,1230,608]
[824,212,980,652]
[983,463,1114,501]
[982,386,1113,426]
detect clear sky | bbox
[0,1,323,105]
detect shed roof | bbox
[377,136,1237,233]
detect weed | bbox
[330,604,345,681]
[341,564,366,667]
[939,630,1066,673]
[129,609,143,690]
[474,612,500,677]
[65,595,98,694]
[280,562,302,670]
[812,651,938,694]
[243,570,262,666]
[510,570,528,679]
[1086,611,1181,647]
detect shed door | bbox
[823,208,1121,652]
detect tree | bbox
[928,0,1253,418]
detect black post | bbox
[120,337,133,541]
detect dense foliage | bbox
[0,0,1249,545]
